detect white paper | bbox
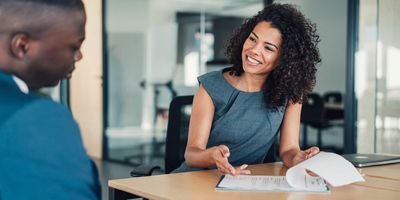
[217,175,328,192]
[286,152,365,188]
[216,152,364,192]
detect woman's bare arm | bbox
[279,101,320,167]
[184,85,250,175]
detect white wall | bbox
[276,0,348,94]
[106,0,149,33]
[70,0,103,159]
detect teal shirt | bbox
[0,71,101,200]
[174,70,285,172]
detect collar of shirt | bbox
[12,75,29,94]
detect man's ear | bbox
[10,33,30,59]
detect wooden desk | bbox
[108,163,400,200]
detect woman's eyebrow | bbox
[251,32,279,50]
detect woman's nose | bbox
[249,43,262,55]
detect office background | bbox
[42,0,399,185]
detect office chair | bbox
[323,91,344,120]
[130,95,193,176]
[131,95,279,176]
[323,91,342,104]
[164,95,193,173]
[301,93,330,148]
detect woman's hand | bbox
[211,145,251,176]
[291,146,320,166]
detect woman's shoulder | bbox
[197,70,225,86]
[198,69,238,85]
[198,70,221,80]
[197,70,238,103]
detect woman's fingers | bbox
[218,160,235,174]
[218,145,230,157]
[213,145,237,175]
[239,164,248,170]
[304,146,320,158]
[297,151,308,159]
[217,162,252,176]
[214,145,252,176]
[305,146,319,154]
[216,164,231,174]
[235,164,251,175]
[216,160,236,175]
[225,162,236,175]
[311,146,320,155]
[290,147,321,166]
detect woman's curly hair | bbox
[224,3,321,111]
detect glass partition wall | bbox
[356,0,400,154]
[102,0,400,167]
[103,0,264,166]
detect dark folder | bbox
[342,153,400,168]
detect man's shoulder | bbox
[26,96,68,112]
[1,94,74,129]
[19,97,72,121]
[0,87,36,125]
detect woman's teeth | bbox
[247,56,261,65]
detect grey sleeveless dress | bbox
[173,70,285,172]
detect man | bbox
[0,0,100,199]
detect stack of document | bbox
[216,175,329,192]
[216,152,365,192]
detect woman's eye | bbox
[264,46,273,52]
[249,36,256,42]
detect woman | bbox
[174,3,321,175]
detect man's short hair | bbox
[0,0,84,10]
[0,0,85,36]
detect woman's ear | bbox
[10,33,30,59]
